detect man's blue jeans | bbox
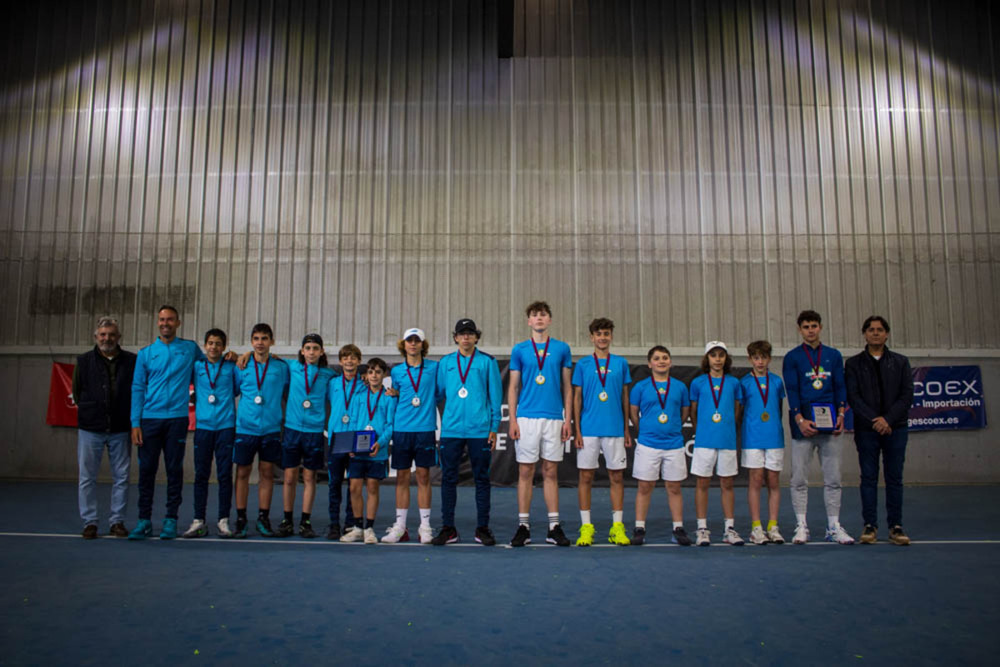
[78,429,130,527]
[855,428,908,528]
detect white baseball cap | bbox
[403,327,426,342]
[704,340,728,354]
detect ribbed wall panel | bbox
[1,0,998,352]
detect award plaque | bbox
[353,430,375,455]
[811,403,836,431]
[331,431,356,455]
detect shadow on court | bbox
[0,482,997,666]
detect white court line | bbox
[0,532,997,547]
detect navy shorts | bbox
[348,457,388,480]
[234,432,282,466]
[282,428,326,470]
[391,431,437,470]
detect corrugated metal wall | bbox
[2,0,998,354]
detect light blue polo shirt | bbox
[571,354,632,437]
[509,338,573,420]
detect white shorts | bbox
[577,436,627,471]
[741,448,784,472]
[632,442,688,482]
[515,417,565,463]
[690,448,738,478]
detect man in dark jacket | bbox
[73,317,136,539]
[845,316,914,546]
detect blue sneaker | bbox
[159,518,178,540]
[128,519,153,540]
[234,517,248,539]
[256,516,275,537]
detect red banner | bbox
[47,362,196,431]
[46,362,78,427]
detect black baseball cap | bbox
[453,318,480,335]
[301,333,324,347]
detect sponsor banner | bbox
[845,365,986,432]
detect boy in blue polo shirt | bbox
[431,318,502,547]
[325,344,363,540]
[782,309,853,545]
[572,317,632,547]
[341,358,397,544]
[278,334,335,539]
[629,346,692,546]
[383,328,439,544]
[183,328,239,538]
[233,323,290,538]
[740,340,786,545]
[507,301,574,547]
[689,341,744,547]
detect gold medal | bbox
[812,378,823,390]
[712,412,722,423]
[658,413,668,424]
[761,411,770,422]
[598,391,609,402]
[535,374,546,385]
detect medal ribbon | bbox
[457,349,476,385]
[254,356,270,393]
[593,353,611,388]
[205,360,221,390]
[753,371,770,407]
[406,362,424,395]
[366,387,383,421]
[803,343,823,380]
[342,375,358,412]
[651,374,670,411]
[710,375,725,412]
[531,337,550,373]
[303,364,316,396]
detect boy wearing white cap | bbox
[383,327,439,544]
[689,341,745,546]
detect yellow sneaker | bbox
[608,521,631,546]
[576,523,595,546]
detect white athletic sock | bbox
[828,516,840,530]
[635,520,646,529]
[612,510,623,524]
[548,512,560,530]
[396,508,408,527]
[580,510,592,525]
[419,508,431,526]
[672,521,683,530]
[697,518,707,529]
[724,518,734,531]
[518,513,530,528]
[796,513,807,527]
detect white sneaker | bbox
[723,527,745,546]
[749,525,768,545]
[793,523,810,544]
[695,528,711,546]
[217,518,233,538]
[381,523,409,543]
[340,526,364,542]
[767,525,785,544]
[363,527,377,544]
[826,525,855,545]
[418,524,434,544]
[182,519,207,538]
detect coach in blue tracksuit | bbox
[431,318,503,547]
[129,305,205,540]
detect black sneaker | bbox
[510,524,531,547]
[475,526,496,546]
[256,516,275,537]
[234,517,248,539]
[299,520,317,539]
[671,526,692,546]
[631,527,646,546]
[546,524,571,547]
[326,523,341,540]
[276,518,294,538]
[431,525,459,546]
